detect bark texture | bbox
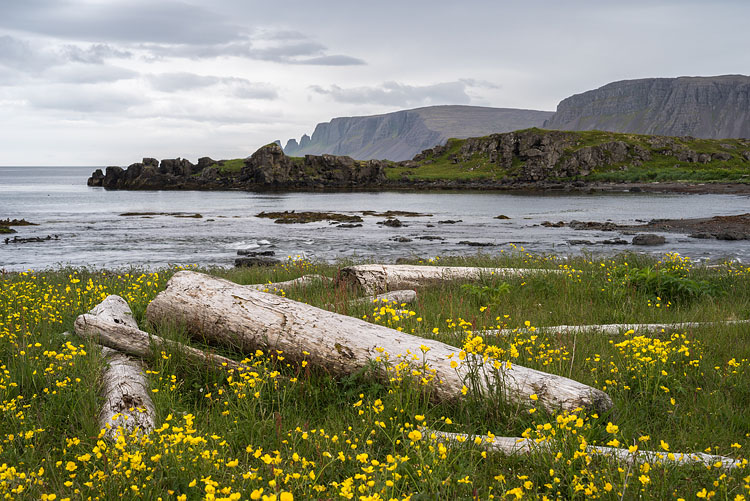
[428,430,741,469]
[338,264,561,294]
[245,274,329,293]
[77,296,156,437]
[146,271,612,414]
[75,295,240,370]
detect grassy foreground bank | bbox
[2,251,750,500]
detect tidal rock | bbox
[236,250,276,257]
[379,219,403,228]
[632,234,666,246]
[235,256,281,267]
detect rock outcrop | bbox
[87,144,387,191]
[284,105,553,161]
[436,128,652,182]
[545,75,750,139]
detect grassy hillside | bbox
[385,129,750,183]
[3,252,750,499]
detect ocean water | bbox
[1,166,749,271]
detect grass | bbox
[2,251,750,499]
[384,129,750,184]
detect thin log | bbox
[338,264,562,294]
[468,319,750,337]
[78,296,155,438]
[145,271,612,414]
[427,429,742,470]
[75,295,241,371]
[245,274,330,293]
[349,290,418,306]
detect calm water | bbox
[1,166,749,271]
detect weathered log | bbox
[349,290,417,306]
[75,295,240,371]
[146,271,612,414]
[338,264,561,294]
[77,296,155,438]
[245,274,329,293]
[468,319,750,337]
[428,429,741,469]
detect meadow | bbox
[2,249,750,500]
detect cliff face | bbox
[546,75,750,139]
[284,105,553,161]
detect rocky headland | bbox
[88,128,750,193]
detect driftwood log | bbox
[349,290,417,306]
[77,297,156,437]
[428,429,741,470]
[245,274,329,293]
[338,264,562,294]
[468,319,750,337]
[75,295,241,371]
[145,271,612,414]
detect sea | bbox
[1,166,749,272]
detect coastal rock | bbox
[632,234,666,246]
[87,169,105,186]
[235,256,281,267]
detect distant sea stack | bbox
[283,105,553,161]
[545,75,750,139]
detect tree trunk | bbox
[77,296,156,438]
[145,271,612,414]
[75,295,241,371]
[337,264,561,294]
[427,429,740,469]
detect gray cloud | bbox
[139,36,365,66]
[293,55,365,66]
[147,72,278,99]
[310,81,474,107]
[0,0,244,45]
[25,85,148,113]
[0,35,55,72]
[62,44,132,64]
[45,64,138,84]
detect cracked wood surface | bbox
[145,271,612,414]
[337,264,562,294]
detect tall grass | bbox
[2,251,750,499]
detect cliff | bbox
[87,144,387,191]
[283,105,553,161]
[545,75,750,139]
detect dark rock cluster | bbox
[88,143,387,191]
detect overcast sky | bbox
[1,0,748,165]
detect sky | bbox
[1,0,748,166]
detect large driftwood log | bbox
[338,264,561,294]
[146,271,612,414]
[428,429,741,470]
[468,319,750,337]
[75,295,240,370]
[78,297,156,437]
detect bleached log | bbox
[428,429,742,470]
[75,295,240,371]
[145,271,612,414]
[77,296,155,438]
[338,264,561,294]
[245,274,330,293]
[469,319,750,337]
[349,290,418,306]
